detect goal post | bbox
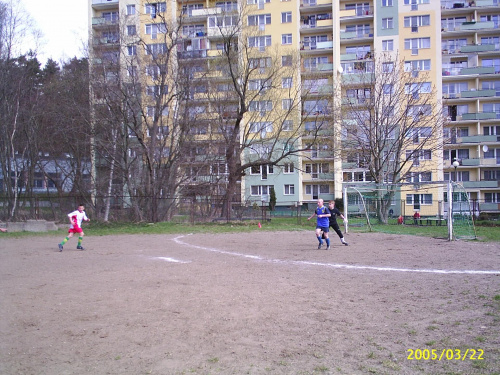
[343,182,476,241]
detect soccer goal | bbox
[343,182,476,241]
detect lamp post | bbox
[452,158,460,181]
[448,158,460,241]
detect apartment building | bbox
[89,0,500,217]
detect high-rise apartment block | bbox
[89,0,499,217]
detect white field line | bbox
[172,235,500,275]
[154,257,191,264]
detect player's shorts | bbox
[316,225,329,232]
[69,227,83,234]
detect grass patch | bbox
[2,216,500,241]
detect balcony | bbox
[300,0,333,13]
[461,112,497,121]
[342,72,374,84]
[463,181,500,189]
[340,29,373,41]
[339,7,373,19]
[460,89,496,98]
[442,66,496,76]
[92,17,119,27]
[457,134,498,143]
[302,85,334,95]
[300,18,333,31]
[92,37,120,47]
[441,0,497,9]
[301,63,333,73]
[300,40,334,52]
[91,0,119,9]
[177,50,208,59]
[460,44,497,53]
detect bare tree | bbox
[191,4,327,219]
[90,5,204,222]
[341,53,445,223]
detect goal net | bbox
[343,182,476,240]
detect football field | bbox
[1,231,499,374]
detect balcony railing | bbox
[461,89,496,98]
[339,6,374,18]
[177,50,208,59]
[441,0,497,9]
[92,0,118,6]
[302,63,333,73]
[340,29,374,40]
[461,112,498,120]
[442,66,496,76]
[300,40,334,51]
[92,17,119,27]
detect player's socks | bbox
[326,238,330,246]
[317,236,323,245]
[77,237,83,247]
[61,237,69,245]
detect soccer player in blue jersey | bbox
[307,198,331,250]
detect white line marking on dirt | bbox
[154,257,190,264]
[173,235,499,275]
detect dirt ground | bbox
[0,230,499,375]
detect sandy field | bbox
[0,230,499,375]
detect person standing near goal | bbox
[58,204,90,251]
[307,198,331,250]
[327,200,349,246]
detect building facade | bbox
[89,0,500,217]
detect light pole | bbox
[448,158,460,241]
[452,158,460,181]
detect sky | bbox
[19,0,88,64]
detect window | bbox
[283,163,294,173]
[248,14,271,26]
[485,193,500,203]
[127,5,136,15]
[281,12,292,23]
[145,43,168,56]
[404,37,431,54]
[127,45,137,56]
[249,57,272,68]
[382,39,393,51]
[382,0,393,6]
[127,66,137,77]
[146,2,166,17]
[251,185,273,196]
[284,184,295,195]
[382,62,394,73]
[249,100,273,112]
[281,34,292,45]
[282,77,292,88]
[127,25,136,36]
[404,15,430,28]
[405,82,432,96]
[484,170,500,181]
[282,55,292,66]
[404,59,431,72]
[383,84,394,95]
[382,18,394,29]
[483,126,500,136]
[406,171,432,183]
[146,23,167,37]
[406,194,432,205]
[249,122,272,137]
[282,99,292,110]
[247,0,270,4]
[281,120,293,131]
[248,35,271,48]
[249,79,271,91]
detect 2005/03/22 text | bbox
[407,349,484,361]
